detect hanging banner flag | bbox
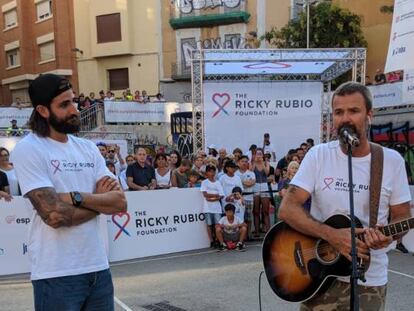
[203,81,322,161]
[403,68,414,104]
[385,0,414,72]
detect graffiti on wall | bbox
[180,34,252,67]
[174,0,242,14]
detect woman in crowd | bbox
[169,150,181,171]
[232,148,243,162]
[278,161,299,199]
[192,154,205,180]
[251,148,271,236]
[0,147,19,196]
[154,153,171,189]
[171,159,191,188]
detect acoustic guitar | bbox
[262,214,414,302]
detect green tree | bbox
[262,2,367,48]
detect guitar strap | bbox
[369,142,384,228]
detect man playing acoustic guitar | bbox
[279,82,411,310]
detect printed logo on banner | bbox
[0,247,4,256]
[112,212,131,241]
[5,215,30,225]
[22,243,28,255]
[212,93,231,117]
[244,61,291,70]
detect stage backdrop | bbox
[203,81,322,160]
[385,0,414,73]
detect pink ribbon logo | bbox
[322,177,334,190]
[51,160,62,174]
[212,93,231,118]
[112,212,131,241]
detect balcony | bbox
[169,0,250,30]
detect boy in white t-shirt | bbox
[216,203,247,251]
[229,186,245,221]
[200,164,224,248]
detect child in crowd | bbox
[216,203,247,251]
[219,160,243,206]
[186,170,201,188]
[171,158,191,188]
[200,164,225,248]
[230,186,245,221]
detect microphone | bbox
[339,126,360,147]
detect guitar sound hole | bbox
[316,240,340,265]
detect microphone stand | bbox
[346,141,364,311]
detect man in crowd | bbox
[275,149,296,182]
[374,69,386,85]
[126,147,156,191]
[279,82,411,310]
[6,119,24,136]
[106,145,126,176]
[217,148,227,172]
[11,73,127,310]
[263,133,276,162]
[97,142,108,159]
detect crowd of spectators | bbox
[94,133,315,251]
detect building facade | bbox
[73,0,162,98]
[0,0,78,106]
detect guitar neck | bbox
[379,217,414,238]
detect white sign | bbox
[0,197,32,275]
[368,82,403,108]
[402,68,414,104]
[205,61,335,75]
[203,81,322,160]
[108,189,209,261]
[0,189,209,276]
[385,0,414,72]
[0,108,33,128]
[104,102,192,123]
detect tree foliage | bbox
[262,2,367,48]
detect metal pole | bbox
[306,0,310,48]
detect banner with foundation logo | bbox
[203,81,322,160]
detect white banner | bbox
[0,108,33,128]
[0,197,32,275]
[402,68,414,104]
[107,189,209,262]
[368,82,403,108]
[203,81,322,161]
[0,189,209,276]
[104,102,192,123]
[385,0,414,72]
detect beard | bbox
[49,110,80,134]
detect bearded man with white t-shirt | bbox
[279,82,411,311]
[11,74,127,311]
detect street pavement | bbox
[1,243,413,311]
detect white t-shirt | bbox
[11,134,112,280]
[0,168,19,195]
[218,216,243,234]
[118,169,129,191]
[155,168,171,187]
[200,179,225,214]
[219,174,243,201]
[233,199,245,220]
[291,141,411,286]
[236,169,256,201]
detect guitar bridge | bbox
[294,241,307,275]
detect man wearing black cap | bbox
[11,74,127,311]
[6,119,24,136]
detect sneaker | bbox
[396,242,409,254]
[210,241,215,249]
[218,243,227,252]
[236,242,246,252]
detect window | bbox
[39,41,55,62]
[96,13,121,43]
[6,49,19,67]
[4,9,17,29]
[108,68,129,90]
[36,0,52,21]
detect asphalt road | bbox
[1,243,413,311]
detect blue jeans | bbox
[32,269,114,311]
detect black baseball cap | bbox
[28,74,72,107]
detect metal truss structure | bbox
[191,48,366,154]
